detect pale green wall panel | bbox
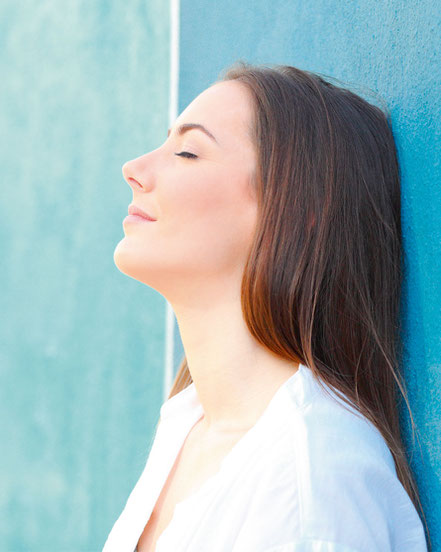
[0,1,170,550]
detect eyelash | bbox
[175,151,198,159]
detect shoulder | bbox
[285,372,397,470]
[239,371,427,551]
[278,365,399,486]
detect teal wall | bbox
[1,1,439,550]
[178,1,440,549]
[0,2,170,550]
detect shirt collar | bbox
[160,381,203,422]
[159,363,311,424]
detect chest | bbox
[136,420,245,552]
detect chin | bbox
[113,238,166,291]
[113,238,140,279]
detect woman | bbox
[103,62,429,551]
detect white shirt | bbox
[103,363,428,552]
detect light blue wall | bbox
[0,2,170,550]
[178,0,440,549]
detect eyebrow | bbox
[167,123,219,144]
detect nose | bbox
[122,153,155,192]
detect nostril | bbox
[127,176,143,189]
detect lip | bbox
[127,204,156,221]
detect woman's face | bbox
[113,80,258,300]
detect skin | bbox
[114,80,299,445]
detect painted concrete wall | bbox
[178,0,440,549]
[0,1,170,550]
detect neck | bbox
[170,282,299,436]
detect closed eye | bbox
[175,151,198,159]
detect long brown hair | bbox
[167,61,430,547]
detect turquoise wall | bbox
[0,1,170,550]
[178,0,440,548]
[1,1,439,550]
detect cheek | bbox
[161,171,257,269]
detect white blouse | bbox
[102,363,428,552]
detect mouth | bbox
[127,204,157,221]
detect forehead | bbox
[175,80,254,148]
